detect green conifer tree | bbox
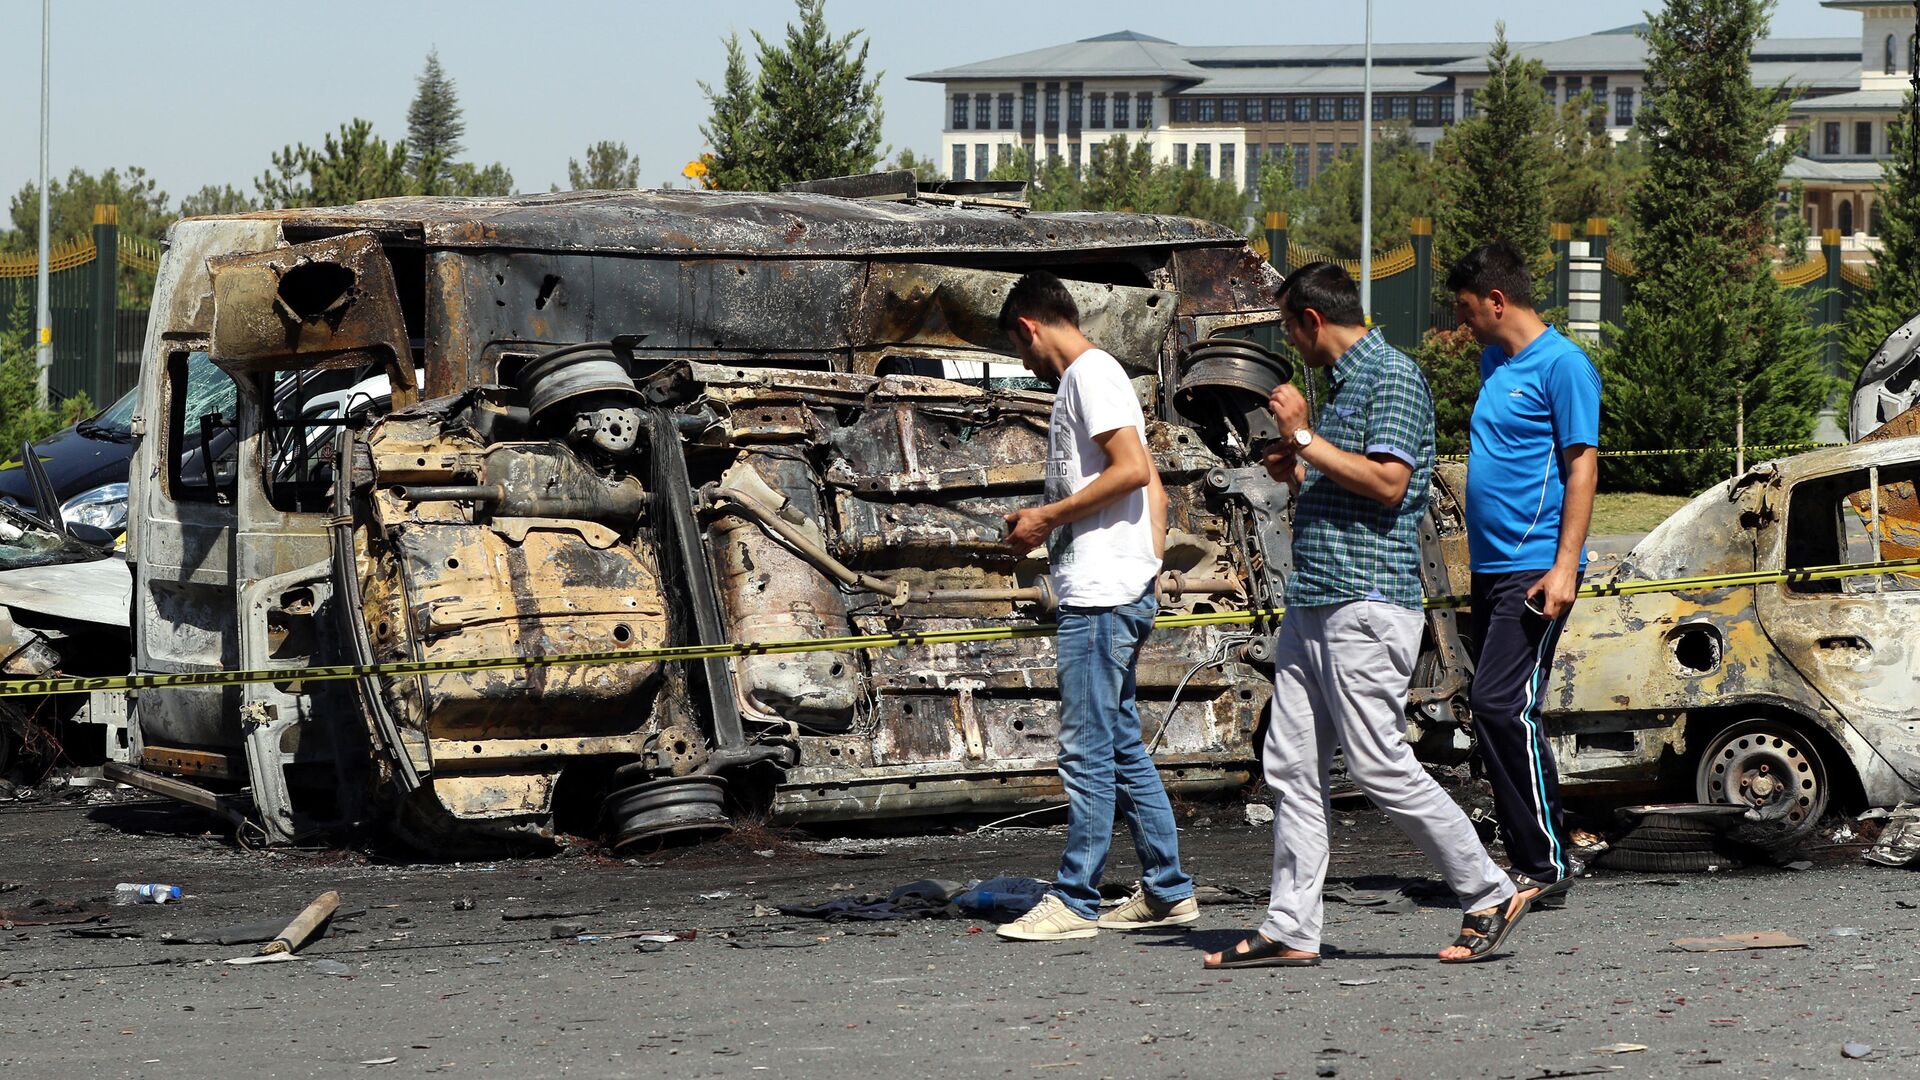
[1600,0,1828,493]
[1432,25,1551,282]
[698,34,765,191]
[407,49,466,194]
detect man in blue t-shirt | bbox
[1447,241,1601,912]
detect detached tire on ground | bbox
[1595,846,1738,873]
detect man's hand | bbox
[1003,506,1054,552]
[1528,563,1580,620]
[1269,383,1311,435]
[1261,438,1300,486]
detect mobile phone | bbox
[1524,595,1548,619]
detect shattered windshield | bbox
[0,502,109,571]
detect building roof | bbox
[1792,87,1909,111]
[910,35,1205,82]
[1420,33,1858,76]
[1782,156,1887,182]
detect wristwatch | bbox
[1292,429,1314,449]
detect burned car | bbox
[51,176,1339,849]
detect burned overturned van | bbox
[84,179,1326,849]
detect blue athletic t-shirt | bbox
[1465,325,1602,573]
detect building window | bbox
[1316,142,1335,173]
[1414,96,1436,123]
[1373,96,1387,121]
[1174,143,1188,169]
[976,144,990,180]
[1614,87,1633,126]
[1293,144,1310,186]
[1090,93,1106,128]
[1068,87,1083,127]
[1222,97,1241,122]
[1136,93,1152,128]
[1246,98,1264,123]
[1541,76,1556,104]
[1461,90,1477,119]
[1340,141,1356,158]
[1222,144,1235,182]
[1590,75,1608,100]
[1270,97,1287,121]
[1341,96,1361,121]
[1195,144,1211,173]
[1113,93,1130,129]
[1293,97,1312,122]
[952,144,967,180]
[1174,98,1194,121]
[1840,198,1855,235]
[1198,98,1217,123]
[1824,121,1841,156]
[999,93,1014,129]
[952,95,968,129]
[1888,33,1898,75]
[1857,120,1874,155]
[1045,88,1059,126]
[1440,97,1455,123]
[1068,141,1081,177]
[1317,96,1336,121]
[1390,96,1410,120]
[1246,145,1262,188]
[1565,75,1582,100]
[1022,88,1037,126]
[975,94,991,129]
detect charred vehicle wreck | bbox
[72,177,1334,850]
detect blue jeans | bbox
[1049,590,1194,919]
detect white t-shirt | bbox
[1044,348,1163,607]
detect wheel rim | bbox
[1697,723,1826,828]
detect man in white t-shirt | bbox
[992,271,1197,942]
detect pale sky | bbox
[0,1,1862,215]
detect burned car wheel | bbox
[1694,720,1829,839]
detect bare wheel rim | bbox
[1696,722,1827,828]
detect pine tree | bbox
[1846,14,1920,384]
[256,120,413,209]
[407,49,466,194]
[1295,124,1434,258]
[698,34,763,191]
[1253,151,1296,231]
[885,149,942,183]
[1432,25,1551,281]
[1599,0,1828,493]
[565,142,642,190]
[698,1,884,190]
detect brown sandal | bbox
[1203,934,1321,969]
[1439,893,1531,963]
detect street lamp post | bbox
[35,0,53,406]
[1360,0,1373,320]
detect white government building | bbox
[910,1,1914,247]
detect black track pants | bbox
[1467,570,1574,883]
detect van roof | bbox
[192,188,1244,260]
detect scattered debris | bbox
[310,959,353,977]
[802,839,888,859]
[112,884,183,906]
[1337,978,1381,986]
[728,937,825,949]
[1864,805,1920,867]
[1828,927,1863,937]
[1842,1043,1873,1059]
[502,906,600,921]
[257,891,340,957]
[1591,1044,1647,1055]
[779,879,960,922]
[1191,884,1263,905]
[951,877,1049,923]
[360,1058,398,1067]
[1243,803,1274,827]
[223,952,301,966]
[697,891,737,902]
[551,922,587,939]
[1781,861,1814,872]
[1322,882,1416,914]
[0,898,110,928]
[63,924,141,939]
[450,898,475,912]
[1671,931,1809,952]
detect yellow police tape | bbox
[6,556,1918,700]
[1438,443,1836,463]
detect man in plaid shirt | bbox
[1205,262,1528,969]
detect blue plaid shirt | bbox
[1287,328,1435,610]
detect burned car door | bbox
[1756,453,1920,793]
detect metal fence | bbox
[0,208,155,409]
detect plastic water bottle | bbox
[113,883,183,905]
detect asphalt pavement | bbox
[2,790,1915,1079]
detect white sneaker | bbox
[995,894,1099,941]
[1097,882,1200,929]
